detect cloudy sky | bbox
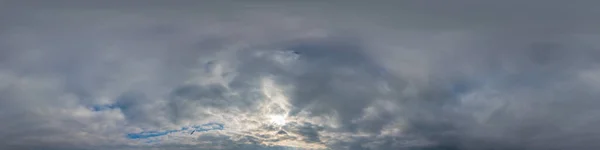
[1,0,600,150]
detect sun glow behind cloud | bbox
[260,77,292,126]
[269,114,287,126]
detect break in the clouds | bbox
[1,1,600,150]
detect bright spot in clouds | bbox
[269,115,287,126]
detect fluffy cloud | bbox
[1,1,600,150]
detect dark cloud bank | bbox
[1,1,600,150]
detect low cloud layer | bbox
[1,1,600,150]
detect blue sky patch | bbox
[192,122,224,132]
[126,123,225,140]
[91,103,120,112]
[126,130,178,139]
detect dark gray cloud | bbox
[1,0,600,150]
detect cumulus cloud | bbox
[1,0,600,150]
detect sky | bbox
[1,0,600,150]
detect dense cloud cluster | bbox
[1,1,600,150]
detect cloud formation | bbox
[1,1,600,150]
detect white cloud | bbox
[2,1,600,150]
